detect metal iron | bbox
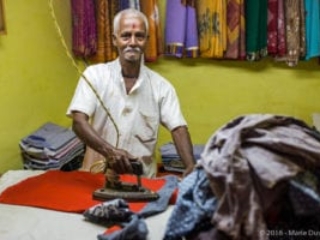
[92,160,159,202]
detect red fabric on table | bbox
[0,170,177,213]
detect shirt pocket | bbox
[133,111,158,143]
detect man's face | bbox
[113,14,148,63]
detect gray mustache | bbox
[124,47,141,53]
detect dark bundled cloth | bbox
[83,175,178,240]
[164,114,320,240]
[200,114,320,239]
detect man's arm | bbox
[171,126,196,177]
[71,111,133,173]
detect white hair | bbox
[113,8,149,35]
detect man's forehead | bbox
[120,16,145,29]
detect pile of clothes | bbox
[19,122,85,171]
[164,114,320,240]
[160,142,205,173]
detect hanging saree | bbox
[89,0,118,63]
[277,0,286,58]
[299,1,306,59]
[165,0,186,58]
[284,0,303,66]
[245,0,268,61]
[119,0,140,10]
[304,0,320,60]
[185,0,199,58]
[165,0,199,58]
[197,0,227,58]
[224,0,246,60]
[267,0,278,56]
[140,0,163,62]
[71,0,97,59]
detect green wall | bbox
[0,0,78,172]
[0,1,320,173]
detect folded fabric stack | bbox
[19,122,85,170]
[160,142,204,173]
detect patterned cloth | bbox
[71,0,97,58]
[83,175,178,240]
[197,0,227,58]
[224,0,246,60]
[267,0,278,56]
[277,0,286,58]
[163,168,217,240]
[122,0,140,10]
[84,199,133,226]
[284,0,304,67]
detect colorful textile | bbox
[245,0,268,61]
[0,170,177,213]
[267,0,278,56]
[71,0,97,58]
[299,1,306,59]
[197,0,227,58]
[277,0,286,58]
[165,0,199,58]
[284,0,303,66]
[304,0,320,60]
[185,0,200,58]
[119,0,140,10]
[165,0,186,58]
[164,168,217,239]
[225,0,246,59]
[89,0,118,63]
[140,0,163,61]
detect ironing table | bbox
[0,170,174,240]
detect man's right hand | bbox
[106,148,138,174]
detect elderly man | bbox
[67,8,195,178]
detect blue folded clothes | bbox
[160,142,205,172]
[20,122,77,152]
[19,122,85,170]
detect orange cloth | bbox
[140,0,163,62]
[0,170,177,213]
[89,0,118,63]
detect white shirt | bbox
[66,58,187,177]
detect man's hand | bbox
[107,148,138,174]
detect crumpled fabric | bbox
[163,168,217,240]
[84,175,179,240]
[199,114,320,240]
[98,214,148,240]
[83,199,133,227]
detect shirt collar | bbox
[114,57,146,93]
